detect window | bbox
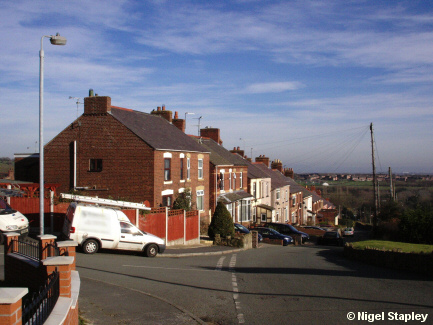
[239,172,243,188]
[219,172,225,190]
[229,172,232,190]
[164,158,171,181]
[276,189,280,200]
[252,183,256,198]
[240,199,251,222]
[89,159,102,172]
[196,190,204,211]
[162,195,172,207]
[292,195,296,206]
[180,158,184,180]
[187,158,191,180]
[233,174,236,190]
[198,159,203,179]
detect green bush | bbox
[173,188,194,211]
[399,205,433,245]
[208,202,235,239]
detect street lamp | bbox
[39,33,67,235]
[184,112,195,133]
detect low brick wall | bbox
[344,244,433,277]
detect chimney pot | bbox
[174,111,179,119]
[157,106,161,111]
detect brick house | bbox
[252,159,291,224]
[43,93,210,223]
[192,129,252,224]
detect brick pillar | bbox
[0,288,28,325]
[38,234,57,260]
[43,256,74,298]
[56,241,78,270]
[3,233,19,255]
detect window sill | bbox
[164,181,173,185]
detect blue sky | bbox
[1,0,432,174]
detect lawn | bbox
[350,240,433,254]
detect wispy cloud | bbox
[243,81,304,94]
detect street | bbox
[76,244,433,324]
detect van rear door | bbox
[62,203,76,239]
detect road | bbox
[75,244,433,325]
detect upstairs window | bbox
[198,159,203,179]
[164,158,171,181]
[276,189,280,200]
[187,158,191,180]
[89,159,102,172]
[240,172,243,188]
[180,158,184,180]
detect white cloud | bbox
[244,82,303,94]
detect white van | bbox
[63,202,165,257]
[0,198,29,244]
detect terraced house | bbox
[42,91,210,223]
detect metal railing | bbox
[10,238,60,261]
[22,270,60,325]
[10,238,39,261]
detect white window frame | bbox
[187,158,191,180]
[198,159,203,179]
[196,190,204,211]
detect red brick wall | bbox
[44,114,155,203]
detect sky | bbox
[1,0,432,174]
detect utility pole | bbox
[389,167,394,201]
[370,123,378,226]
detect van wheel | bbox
[83,239,99,254]
[144,244,158,257]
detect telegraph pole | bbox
[389,167,394,201]
[370,123,378,226]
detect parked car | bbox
[302,226,326,231]
[252,227,293,246]
[63,202,165,257]
[234,223,262,242]
[317,231,344,246]
[343,227,354,236]
[264,222,310,243]
[0,198,29,245]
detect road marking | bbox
[123,265,215,272]
[215,256,226,271]
[229,254,244,323]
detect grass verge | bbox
[350,240,433,254]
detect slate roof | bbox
[253,163,291,190]
[110,107,208,153]
[193,137,249,167]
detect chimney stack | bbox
[151,105,172,122]
[271,159,283,173]
[255,155,270,167]
[200,127,223,145]
[84,90,111,115]
[172,111,186,132]
[230,146,244,157]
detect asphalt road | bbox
[75,244,433,325]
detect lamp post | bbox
[184,112,195,133]
[39,33,67,236]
